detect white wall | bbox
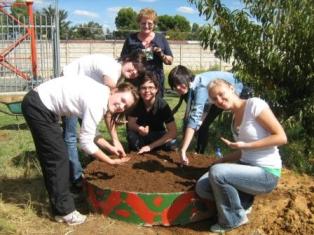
[60,40,232,72]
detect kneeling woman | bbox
[195,79,287,233]
[22,77,138,225]
[127,72,177,154]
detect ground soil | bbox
[84,151,216,193]
[81,151,314,235]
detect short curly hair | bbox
[137,8,158,24]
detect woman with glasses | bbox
[121,8,173,96]
[127,72,177,153]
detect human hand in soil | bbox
[221,137,248,149]
[179,149,189,166]
[138,145,151,154]
[111,156,130,165]
[138,125,149,136]
[106,144,123,157]
[112,139,126,157]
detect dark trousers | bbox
[195,105,223,154]
[22,90,75,216]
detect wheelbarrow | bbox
[0,100,22,116]
[0,94,25,129]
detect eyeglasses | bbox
[140,86,156,91]
[140,22,154,27]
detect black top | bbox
[129,96,174,132]
[121,32,173,88]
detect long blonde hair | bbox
[208,79,234,94]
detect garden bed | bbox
[84,151,216,226]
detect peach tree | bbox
[189,0,314,157]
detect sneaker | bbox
[210,216,249,233]
[245,206,253,215]
[55,210,86,225]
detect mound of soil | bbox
[84,151,215,193]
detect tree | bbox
[113,8,194,40]
[158,14,192,40]
[173,15,191,32]
[115,8,137,30]
[191,23,200,33]
[39,5,71,40]
[11,0,27,22]
[71,21,105,40]
[189,0,314,156]
[158,14,191,32]
[158,15,175,31]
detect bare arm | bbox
[178,127,196,165]
[221,107,287,149]
[92,149,130,165]
[104,113,126,157]
[214,150,241,164]
[138,121,177,154]
[94,135,121,156]
[153,47,173,65]
[161,54,173,65]
[127,116,149,136]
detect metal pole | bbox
[26,0,37,79]
[53,0,61,77]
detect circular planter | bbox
[85,180,214,226]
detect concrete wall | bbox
[0,40,232,92]
[60,40,232,72]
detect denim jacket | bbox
[186,71,243,130]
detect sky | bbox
[32,0,243,31]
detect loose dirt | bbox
[84,151,216,193]
[80,151,314,235]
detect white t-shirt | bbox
[62,54,121,85]
[37,75,110,155]
[234,98,282,169]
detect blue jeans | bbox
[63,116,83,182]
[195,162,279,228]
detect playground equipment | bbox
[0,0,37,81]
[0,0,60,93]
[0,0,59,119]
[0,100,22,115]
[0,92,24,117]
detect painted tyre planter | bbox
[85,180,214,226]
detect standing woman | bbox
[195,79,287,233]
[22,77,139,225]
[121,8,173,96]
